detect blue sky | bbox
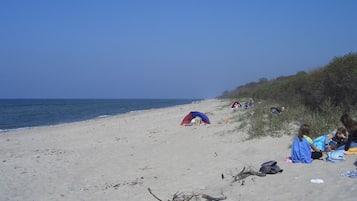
[1,1,356,99]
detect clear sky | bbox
[1,1,356,99]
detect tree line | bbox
[218,52,357,112]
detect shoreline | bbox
[0,99,206,134]
[1,99,356,201]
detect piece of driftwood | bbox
[201,194,227,201]
[232,167,266,182]
[148,188,163,201]
[148,188,227,201]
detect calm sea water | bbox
[0,99,200,132]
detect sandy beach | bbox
[1,99,356,201]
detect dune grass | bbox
[227,99,357,140]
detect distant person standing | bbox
[248,98,254,107]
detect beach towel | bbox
[326,150,345,163]
[291,136,313,164]
[313,134,330,151]
[345,147,357,155]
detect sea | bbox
[0,99,200,132]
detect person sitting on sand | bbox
[191,116,202,126]
[312,127,347,152]
[271,107,284,115]
[291,124,323,163]
[231,101,242,111]
[339,113,357,151]
[325,127,347,151]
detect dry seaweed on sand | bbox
[232,166,266,183]
[148,188,227,201]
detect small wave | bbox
[96,115,111,119]
[0,127,31,133]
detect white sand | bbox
[1,99,356,201]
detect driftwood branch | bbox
[232,167,266,182]
[148,188,227,201]
[148,166,265,200]
[148,188,162,201]
[201,194,227,201]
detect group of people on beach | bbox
[231,98,254,111]
[291,113,357,163]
